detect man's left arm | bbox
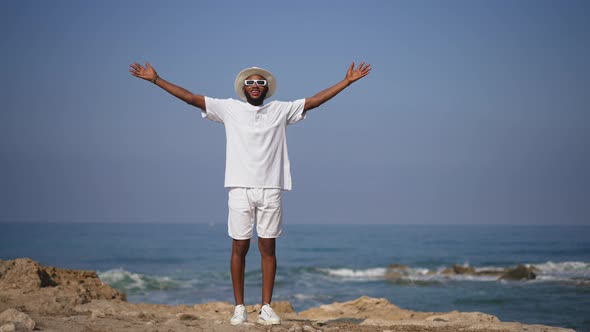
[303,62,371,112]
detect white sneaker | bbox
[257,304,281,325]
[230,304,247,325]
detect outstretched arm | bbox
[303,62,371,112]
[129,62,206,110]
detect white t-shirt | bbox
[202,97,306,191]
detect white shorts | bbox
[227,187,283,240]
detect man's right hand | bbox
[128,61,206,110]
[129,62,157,82]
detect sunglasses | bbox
[244,79,267,86]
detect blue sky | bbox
[1,0,589,225]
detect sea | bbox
[1,223,589,331]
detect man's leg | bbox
[258,237,276,305]
[231,239,250,305]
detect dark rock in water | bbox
[385,264,410,280]
[500,265,536,280]
[452,264,476,275]
[441,264,478,275]
[476,269,505,277]
[388,264,408,270]
[440,263,537,280]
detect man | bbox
[129,61,371,325]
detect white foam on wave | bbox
[319,267,388,280]
[474,266,505,273]
[437,261,589,283]
[293,293,319,301]
[528,261,590,284]
[407,267,499,282]
[443,274,500,282]
[98,268,181,292]
[533,261,590,278]
[320,266,443,282]
[99,268,147,290]
[317,261,590,284]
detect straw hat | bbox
[234,66,276,101]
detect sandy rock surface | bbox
[0,258,575,332]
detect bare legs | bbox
[258,237,276,305]
[230,237,277,305]
[231,239,250,305]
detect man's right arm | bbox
[130,62,205,110]
[153,76,206,110]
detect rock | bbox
[175,313,198,321]
[0,258,56,289]
[385,264,410,280]
[193,301,235,320]
[271,301,296,314]
[0,258,125,315]
[90,310,106,319]
[0,309,35,331]
[323,328,342,332]
[387,264,408,270]
[500,265,536,280]
[0,323,15,332]
[302,325,320,332]
[441,264,478,275]
[439,263,539,281]
[288,325,303,332]
[425,311,499,324]
[452,264,476,274]
[0,258,125,301]
[0,259,576,332]
[299,296,429,322]
[163,318,178,326]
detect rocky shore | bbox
[0,258,574,332]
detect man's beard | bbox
[245,89,268,106]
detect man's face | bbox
[243,74,268,105]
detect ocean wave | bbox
[317,266,443,283]
[97,261,590,295]
[315,261,590,284]
[318,267,388,280]
[533,261,590,279]
[98,268,185,294]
